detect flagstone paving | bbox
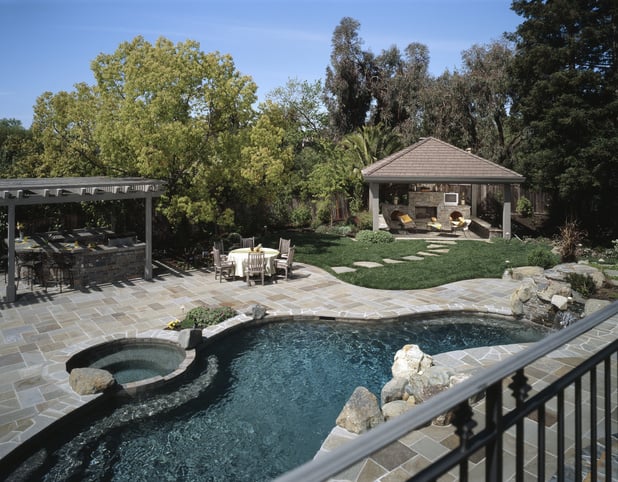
[0,259,615,481]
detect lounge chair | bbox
[397,213,416,232]
[451,217,471,237]
[427,217,443,232]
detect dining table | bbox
[227,247,279,277]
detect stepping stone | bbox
[427,244,450,249]
[402,255,424,261]
[383,258,404,264]
[428,248,450,254]
[417,251,440,257]
[353,261,384,268]
[332,266,356,273]
[430,240,457,245]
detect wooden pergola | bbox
[362,137,526,237]
[1,177,165,302]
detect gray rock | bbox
[381,377,409,405]
[584,299,611,316]
[511,266,544,280]
[424,366,454,387]
[336,386,383,434]
[246,304,267,320]
[178,328,202,349]
[382,400,415,421]
[391,344,433,379]
[551,294,570,311]
[69,367,115,395]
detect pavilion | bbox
[1,177,165,302]
[362,137,525,237]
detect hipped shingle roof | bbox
[362,137,525,184]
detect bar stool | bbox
[16,253,43,291]
[49,254,73,292]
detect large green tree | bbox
[25,36,260,232]
[509,0,618,238]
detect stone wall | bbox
[71,244,146,289]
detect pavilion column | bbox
[144,194,153,280]
[5,202,16,302]
[470,185,479,218]
[502,184,512,240]
[369,182,380,231]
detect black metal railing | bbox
[276,301,618,481]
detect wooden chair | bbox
[245,251,265,286]
[241,236,255,249]
[275,246,295,280]
[213,240,228,260]
[278,238,291,259]
[213,248,235,282]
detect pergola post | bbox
[369,182,380,231]
[144,194,153,280]
[502,184,512,240]
[6,202,17,302]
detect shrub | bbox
[527,246,559,269]
[516,196,534,217]
[558,220,586,262]
[566,272,596,297]
[290,205,312,227]
[180,306,237,329]
[315,224,353,236]
[356,230,394,244]
[315,200,331,225]
[353,211,373,230]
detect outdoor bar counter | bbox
[12,228,146,290]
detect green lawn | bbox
[264,230,553,290]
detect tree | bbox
[0,118,31,177]
[509,0,618,239]
[324,17,374,137]
[25,36,260,233]
[370,42,431,139]
[341,124,403,210]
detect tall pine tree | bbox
[509,0,618,240]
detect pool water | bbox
[8,315,550,481]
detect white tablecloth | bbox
[228,248,279,277]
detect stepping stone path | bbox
[330,241,458,273]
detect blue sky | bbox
[1,0,521,128]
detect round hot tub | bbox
[66,338,195,395]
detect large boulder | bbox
[336,386,383,434]
[69,367,116,395]
[391,344,433,379]
[381,377,409,405]
[382,399,415,421]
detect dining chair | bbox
[213,248,235,282]
[213,240,228,260]
[241,237,255,249]
[278,238,291,259]
[275,246,295,280]
[245,251,265,286]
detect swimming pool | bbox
[3,314,550,481]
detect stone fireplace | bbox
[408,191,470,228]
